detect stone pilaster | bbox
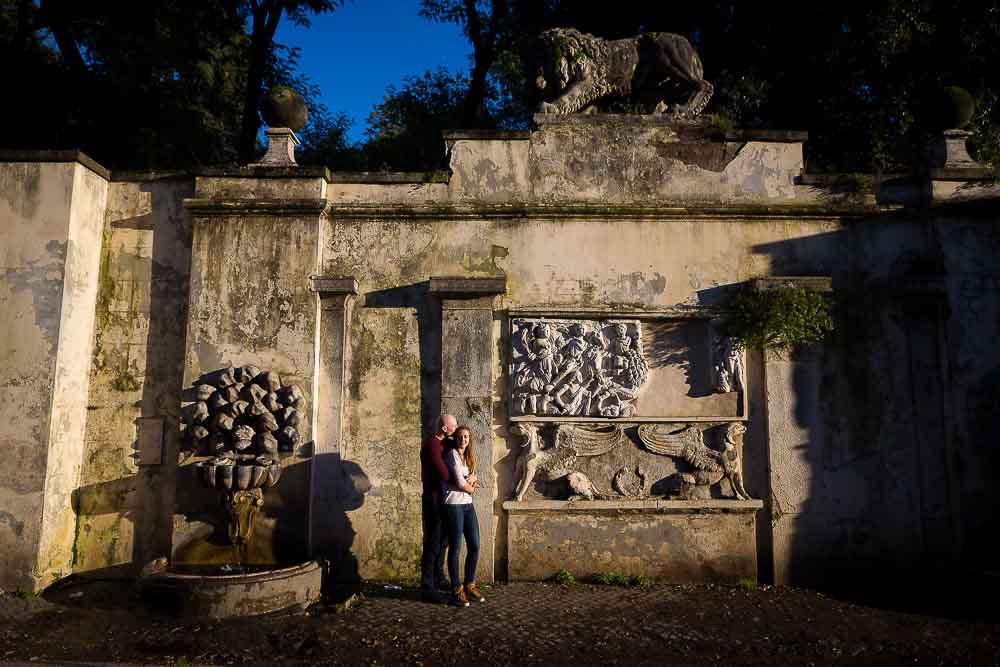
[429,276,506,583]
[308,276,358,564]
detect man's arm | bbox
[429,437,450,483]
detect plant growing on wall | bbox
[721,285,836,352]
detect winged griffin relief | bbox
[511,423,627,501]
[511,319,649,418]
[637,423,750,500]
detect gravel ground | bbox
[1,578,998,666]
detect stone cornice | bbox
[326,202,878,220]
[428,276,507,296]
[502,499,764,513]
[0,149,110,180]
[183,198,329,216]
[309,276,359,296]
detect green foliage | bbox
[361,68,466,171]
[550,568,576,586]
[736,576,757,591]
[721,286,836,352]
[591,572,651,587]
[14,589,38,600]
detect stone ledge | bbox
[329,171,449,184]
[502,499,763,513]
[753,276,833,292]
[183,197,328,215]
[310,276,359,295]
[531,115,808,142]
[195,165,332,181]
[326,202,877,220]
[428,276,507,296]
[443,129,532,141]
[0,149,110,180]
[928,167,995,181]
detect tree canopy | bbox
[2,0,997,173]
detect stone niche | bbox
[503,313,761,582]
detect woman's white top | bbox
[443,449,474,505]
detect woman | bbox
[442,425,485,607]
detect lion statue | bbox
[534,28,713,119]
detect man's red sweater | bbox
[420,434,451,496]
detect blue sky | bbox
[276,0,471,142]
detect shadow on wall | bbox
[745,217,1000,619]
[72,177,192,578]
[311,453,370,587]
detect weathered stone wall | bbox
[0,157,107,590]
[73,175,193,574]
[1,123,997,592]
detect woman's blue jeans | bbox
[443,503,480,588]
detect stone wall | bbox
[0,155,108,590]
[0,122,997,592]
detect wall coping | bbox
[530,115,809,142]
[329,171,449,184]
[183,197,328,215]
[0,149,110,180]
[325,202,878,220]
[753,276,834,292]
[309,276,359,295]
[194,165,332,181]
[503,499,764,513]
[428,276,507,296]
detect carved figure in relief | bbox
[714,336,744,394]
[535,28,714,118]
[637,422,751,500]
[511,319,648,417]
[510,423,626,500]
[566,471,607,501]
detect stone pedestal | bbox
[429,276,506,583]
[256,128,300,167]
[503,499,763,581]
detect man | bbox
[420,414,456,603]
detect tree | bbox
[238,0,343,163]
[362,68,468,171]
[420,0,521,127]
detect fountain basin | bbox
[140,560,322,618]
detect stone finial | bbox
[255,86,309,167]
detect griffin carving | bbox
[510,423,624,501]
[637,423,751,500]
[535,27,713,118]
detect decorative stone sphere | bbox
[929,86,976,131]
[261,86,308,131]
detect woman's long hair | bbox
[454,425,476,473]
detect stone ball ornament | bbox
[181,365,307,491]
[261,86,308,131]
[930,86,976,131]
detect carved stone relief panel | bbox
[510,318,649,417]
[510,422,753,502]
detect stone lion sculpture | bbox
[535,27,713,118]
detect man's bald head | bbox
[438,414,458,436]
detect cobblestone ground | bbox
[1,580,998,666]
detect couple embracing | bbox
[419,414,485,607]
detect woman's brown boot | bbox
[464,582,485,603]
[452,586,469,607]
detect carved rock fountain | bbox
[140,364,321,618]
